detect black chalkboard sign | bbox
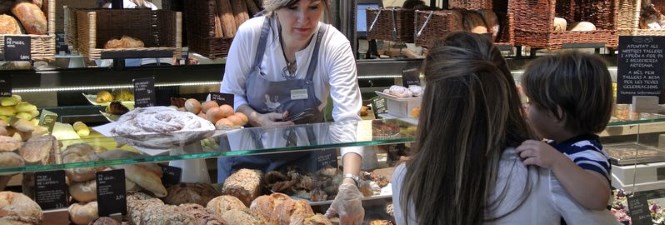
[158,164,182,187]
[210,92,234,107]
[55,33,69,55]
[133,77,156,108]
[96,169,127,217]
[371,96,386,118]
[35,170,68,210]
[628,194,653,225]
[3,36,31,61]
[617,36,665,104]
[0,75,11,97]
[402,68,421,87]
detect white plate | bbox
[375,91,422,102]
[82,93,135,107]
[100,111,121,122]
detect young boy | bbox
[516,51,614,210]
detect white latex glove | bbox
[325,183,365,225]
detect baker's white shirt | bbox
[391,148,620,225]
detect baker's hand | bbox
[253,112,293,128]
[325,182,364,225]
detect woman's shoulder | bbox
[319,22,350,48]
[236,16,268,37]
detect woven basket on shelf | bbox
[618,0,665,36]
[366,8,416,43]
[185,0,234,59]
[0,0,55,61]
[74,9,182,61]
[448,0,492,10]
[414,10,464,48]
[512,0,619,50]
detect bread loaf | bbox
[68,201,98,225]
[568,21,596,31]
[11,2,47,35]
[164,183,219,206]
[231,0,250,28]
[0,15,23,35]
[0,152,25,170]
[245,0,260,16]
[140,203,197,225]
[219,209,267,225]
[463,10,488,34]
[111,164,167,197]
[553,17,567,32]
[0,191,43,225]
[62,143,101,182]
[0,135,22,152]
[90,217,121,225]
[206,195,247,216]
[69,180,97,203]
[127,197,163,225]
[250,193,318,225]
[178,203,225,225]
[19,135,57,165]
[72,121,90,137]
[296,214,333,225]
[222,169,262,206]
[104,36,145,49]
[217,0,237,38]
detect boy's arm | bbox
[516,140,610,210]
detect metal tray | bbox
[606,143,665,165]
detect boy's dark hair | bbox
[521,51,613,134]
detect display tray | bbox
[100,110,120,122]
[82,93,135,107]
[374,91,421,101]
[606,143,665,165]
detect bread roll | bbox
[19,135,57,165]
[0,106,17,116]
[68,201,98,225]
[0,151,24,170]
[62,143,102,182]
[103,36,145,49]
[297,214,333,225]
[0,135,23,152]
[11,118,35,133]
[568,21,596,31]
[72,121,90,137]
[111,164,167,197]
[275,199,314,225]
[207,195,247,216]
[463,11,488,34]
[0,15,23,35]
[164,183,219,206]
[0,191,43,225]
[69,180,97,203]
[553,17,567,32]
[222,169,262,207]
[11,2,47,35]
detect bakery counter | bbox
[0,119,416,175]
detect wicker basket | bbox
[74,9,182,61]
[448,0,492,10]
[414,10,464,48]
[366,8,416,43]
[57,0,97,32]
[618,0,665,36]
[184,0,233,59]
[512,0,619,50]
[0,0,55,61]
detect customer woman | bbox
[391,32,618,225]
[219,0,364,223]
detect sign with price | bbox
[35,170,67,210]
[628,194,652,225]
[96,169,127,217]
[371,96,386,118]
[617,36,665,104]
[402,67,421,87]
[159,164,182,186]
[210,92,234,107]
[133,77,156,108]
[0,75,11,97]
[3,36,31,61]
[55,32,69,55]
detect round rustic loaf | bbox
[0,191,43,225]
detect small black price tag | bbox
[96,169,127,217]
[210,92,234,107]
[55,32,69,55]
[402,68,421,87]
[158,164,182,187]
[0,75,11,97]
[133,77,156,108]
[3,36,31,61]
[370,96,387,118]
[617,36,665,104]
[34,170,68,210]
[628,194,653,225]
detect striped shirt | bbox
[550,134,611,182]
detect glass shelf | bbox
[0,119,417,174]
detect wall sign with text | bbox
[617,36,665,104]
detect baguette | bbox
[232,0,250,28]
[111,164,167,197]
[218,0,237,38]
[11,2,48,35]
[245,0,260,17]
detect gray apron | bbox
[218,18,331,182]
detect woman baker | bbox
[219,0,365,224]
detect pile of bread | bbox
[0,95,42,131]
[212,0,261,38]
[170,98,249,129]
[382,85,423,98]
[95,89,135,104]
[640,3,665,30]
[0,134,58,192]
[552,17,597,32]
[0,0,48,35]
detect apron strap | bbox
[304,24,328,83]
[252,17,272,72]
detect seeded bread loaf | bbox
[164,183,219,206]
[222,169,262,206]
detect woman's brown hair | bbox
[400,32,533,225]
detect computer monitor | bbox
[356,0,382,39]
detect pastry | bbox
[68,201,98,225]
[95,91,113,103]
[73,121,90,137]
[19,135,57,165]
[0,15,23,35]
[0,191,43,225]
[206,195,247,216]
[222,169,262,207]
[164,183,219,206]
[69,180,97,203]
[90,217,121,225]
[103,36,144,49]
[0,135,22,152]
[11,2,47,35]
